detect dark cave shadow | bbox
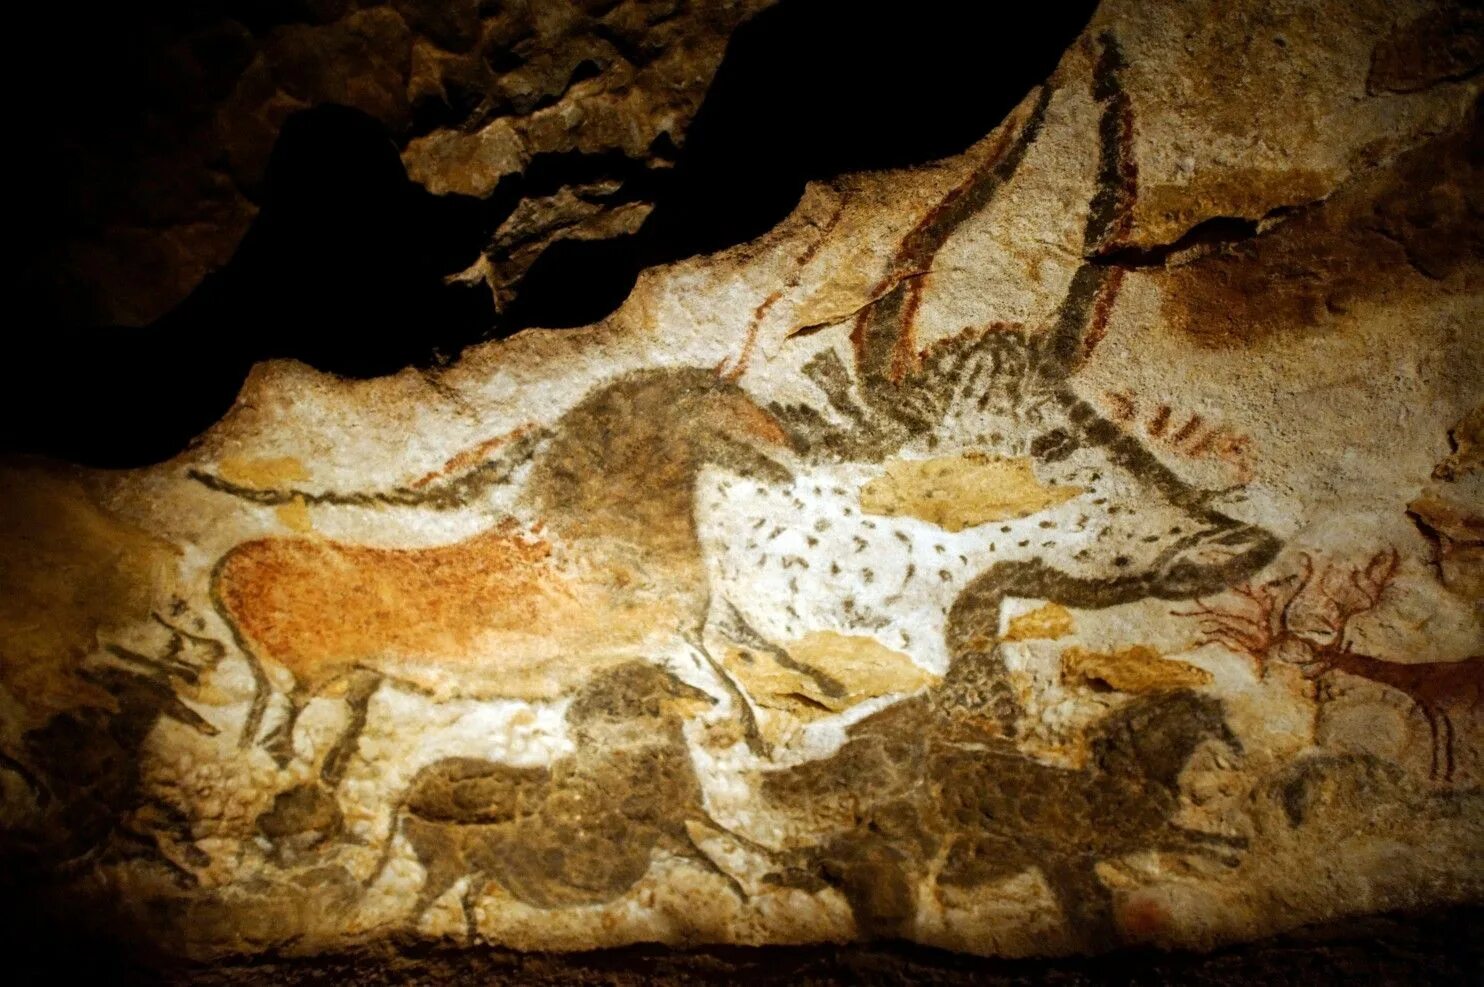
[0,892,1479,986]
[505,0,1101,328]
[4,0,1097,467]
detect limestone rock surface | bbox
[2,0,1481,966]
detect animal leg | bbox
[1439,709,1456,783]
[460,873,486,943]
[409,846,467,932]
[365,810,405,889]
[1420,704,1442,781]
[1042,859,1118,954]
[817,836,917,940]
[263,688,308,768]
[236,642,273,751]
[321,669,382,787]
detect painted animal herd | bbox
[3,31,1478,952]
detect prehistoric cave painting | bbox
[368,661,741,940]
[9,614,224,888]
[685,32,1287,946]
[1177,549,1484,781]
[759,681,1247,951]
[704,32,1279,737]
[165,44,1290,956]
[1059,643,1213,695]
[1101,390,1255,484]
[189,33,1280,781]
[5,0,1484,965]
[178,29,1288,949]
[200,368,797,778]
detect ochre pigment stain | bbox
[1158,101,1482,348]
[860,454,1084,531]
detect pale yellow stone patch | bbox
[1061,645,1213,694]
[724,631,938,748]
[860,453,1083,532]
[217,455,310,490]
[1004,603,1076,641]
[785,246,880,336]
[274,496,313,532]
[789,631,939,705]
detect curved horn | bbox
[852,82,1056,417]
[1040,31,1138,375]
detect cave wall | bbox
[1,0,1481,972]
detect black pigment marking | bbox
[373,662,740,935]
[762,688,1247,947]
[11,648,221,893]
[190,427,549,511]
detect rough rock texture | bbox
[27,0,771,327]
[2,0,1482,969]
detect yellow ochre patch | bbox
[217,455,310,490]
[217,457,314,530]
[1004,602,1076,642]
[860,453,1083,532]
[274,496,313,532]
[724,631,938,749]
[1061,645,1212,695]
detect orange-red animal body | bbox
[213,523,625,696]
[208,368,794,751]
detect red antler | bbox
[1172,553,1316,678]
[1171,550,1400,680]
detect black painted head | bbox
[1148,520,1283,601]
[1089,690,1241,791]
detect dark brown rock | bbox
[27,0,773,327]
